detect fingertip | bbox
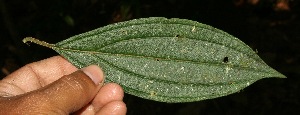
[92,83,124,111]
[105,83,124,98]
[96,101,127,115]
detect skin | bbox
[0,56,127,114]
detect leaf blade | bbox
[47,17,285,102]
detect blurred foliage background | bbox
[0,0,299,114]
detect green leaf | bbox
[23,17,285,103]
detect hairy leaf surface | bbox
[23,17,285,103]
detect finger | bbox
[0,56,77,96]
[96,101,127,115]
[92,83,124,112]
[2,65,104,114]
[74,84,126,114]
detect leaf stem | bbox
[22,37,55,48]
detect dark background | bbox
[1,0,299,114]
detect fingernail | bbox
[81,65,104,85]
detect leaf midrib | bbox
[53,44,274,83]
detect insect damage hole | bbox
[223,57,229,63]
[155,58,160,61]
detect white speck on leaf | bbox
[192,26,196,32]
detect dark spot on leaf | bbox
[121,30,127,34]
[223,57,229,63]
[150,91,157,96]
[156,58,160,61]
[175,34,180,37]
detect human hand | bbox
[0,56,126,114]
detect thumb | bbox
[15,65,104,114]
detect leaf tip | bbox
[269,69,286,78]
[277,73,287,78]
